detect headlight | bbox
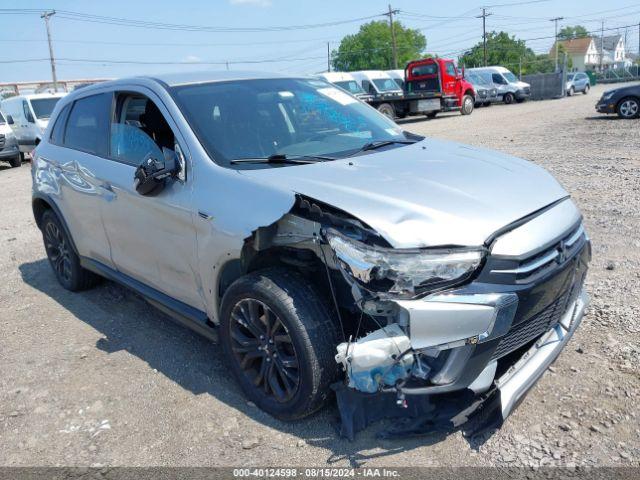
[326,229,484,297]
[602,91,615,101]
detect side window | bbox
[23,100,33,122]
[110,95,174,167]
[492,73,506,85]
[64,93,111,156]
[445,62,456,76]
[50,104,71,145]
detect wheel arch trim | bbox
[32,193,80,256]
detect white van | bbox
[350,71,403,98]
[1,93,66,155]
[0,110,21,167]
[317,72,373,102]
[467,66,530,104]
[385,70,405,90]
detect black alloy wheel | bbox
[229,298,300,403]
[44,219,73,285]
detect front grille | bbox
[523,87,531,94]
[491,272,585,361]
[490,223,585,284]
[0,134,5,148]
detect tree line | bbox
[332,20,589,74]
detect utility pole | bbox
[600,20,604,72]
[476,8,493,67]
[384,5,400,69]
[550,17,564,72]
[327,42,331,72]
[41,10,58,92]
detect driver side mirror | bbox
[6,115,14,125]
[134,150,179,196]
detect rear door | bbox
[47,92,115,266]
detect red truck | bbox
[402,57,476,118]
[350,58,476,119]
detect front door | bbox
[98,88,204,310]
[441,61,458,97]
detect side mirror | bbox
[6,115,14,125]
[134,152,178,196]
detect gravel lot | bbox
[1,82,638,468]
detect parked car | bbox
[465,71,499,106]
[316,72,373,102]
[596,83,640,119]
[0,92,66,157]
[469,66,531,104]
[0,110,21,168]
[32,72,590,433]
[566,72,590,96]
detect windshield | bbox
[334,80,366,95]
[503,72,518,83]
[30,97,61,119]
[372,78,401,92]
[172,78,415,169]
[567,74,575,80]
[467,73,488,86]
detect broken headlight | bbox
[326,229,484,297]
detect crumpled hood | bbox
[239,138,568,248]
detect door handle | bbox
[198,211,214,220]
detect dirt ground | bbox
[1,82,638,468]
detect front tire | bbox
[220,268,340,421]
[9,155,21,168]
[583,84,590,95]
[617,97,640,119]
[568,86,575,97]
[425,111,438,119]
[460,95,474,115]
[503,92,515,104]
[41,210,101,291]
[377,103,395,119]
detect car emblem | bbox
[557,240,568,264]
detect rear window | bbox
[410,64,438,76]
[64,93,111,156]
[50,104,71,145]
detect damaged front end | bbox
[249,194,590,440]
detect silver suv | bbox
[32,72,590,434]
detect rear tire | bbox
[377,103,395,119]
[425,111,438,119]
[41,210,102,291]
[220,268,340,421]
[460,95,474,115]
[503,92,515,104]
[617,97,640,119]
[8,155,21,168]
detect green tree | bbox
[558,25,589,40]
[460,31,534,71]
[332,20,426,71]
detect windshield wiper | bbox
[230,153,336,165]
[347,139,418,157]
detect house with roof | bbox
[550,34,627,71]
